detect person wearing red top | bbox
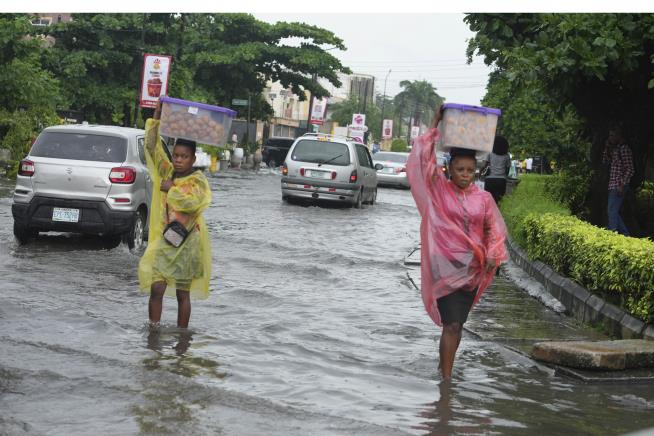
[602,127,634,236]
[407,106,508,381]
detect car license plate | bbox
[52,207,80,223]
[383,167,395,173]
[305,169,330,179]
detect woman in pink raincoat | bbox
[407,106,508,381]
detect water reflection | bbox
[143,326,226,380]
[416,381,493,435]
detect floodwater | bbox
[1,171,653,435]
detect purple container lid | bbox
[160,96,237,117]
[442,103,501,116]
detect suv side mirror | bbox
[374,163,384,170]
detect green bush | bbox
[390,138,408,152]
[502,174,654,323]
[521,213,654,322]
[545,165,593,219]
[499,174,570,247]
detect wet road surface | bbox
[1,171,653,435]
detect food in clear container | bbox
[438,103,501,156]
[159,96,237,147]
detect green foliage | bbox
[329,96,382,141]
[499,174,570,247]
[0,106,59,162]
[522,213,654,322]
[502,173,654,322]
[545,165,593,219]
[390,138,408,152]
[44,13,351,126]
[393,80,444,138]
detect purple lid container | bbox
[160,96,237,117]
[442,103,501,116]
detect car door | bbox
[137,136,152,211]
[355,144,375,198]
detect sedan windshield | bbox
[291,140,350,166]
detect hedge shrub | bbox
[501,174,654,323]
[391,138,408,152]
[521,213,654,322]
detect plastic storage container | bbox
[159,96,237,147]
[438,103,501,157]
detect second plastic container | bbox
[438,103,501,157]
[159,96,237,147]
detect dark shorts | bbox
[437,289,477,325]
[484,177,507,204]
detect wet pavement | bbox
[1,170,654,435]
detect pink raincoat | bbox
[407,128,508,326]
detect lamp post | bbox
[380,69,391,140]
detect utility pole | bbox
[245,93,251,145]
[306,73,318,133]
[379,69,391,141]
[133,13,147,127]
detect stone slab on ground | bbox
[531,340,654,370]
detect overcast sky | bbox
[256,14,492,106]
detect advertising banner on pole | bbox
[140,54,172,108]
[351,113,366,128]
[382,119,393,139]
[309,97,327,125]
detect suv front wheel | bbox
[122,209,146,251]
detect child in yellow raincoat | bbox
[139,102,212,328]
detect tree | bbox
[465,13,654,232]
[393,80,444,141]
[0,14,60,161]
[44,13,351,126]
[328,95,382,141]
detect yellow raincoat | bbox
[138,119,212,299]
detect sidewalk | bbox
[405,246,654,382]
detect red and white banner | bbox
[410,125,420,139]
[382,119,393,139]
[309,97,328,125]
[140,54,172,108]
[351,113,366,128]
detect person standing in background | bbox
[483,136,511,204]
[602,127,634,236]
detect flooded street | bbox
[1,171,654,435]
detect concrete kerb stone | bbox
[620,313,646,340]
[644,325,654,341]
[504,237,646,340]
[599,302,627,339]
[583,294,606,325]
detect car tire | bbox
[13,221,35,245]
[354,188,363,209]
[122,209,146,251]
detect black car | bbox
[262,137,295,168]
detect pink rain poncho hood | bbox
[407,128,508,326]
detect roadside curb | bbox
[506,236,653,341]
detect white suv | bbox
[281,133,377,207]
[11,124,153,249]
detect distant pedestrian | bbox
[407,105,508,382]
[483,136,511,204]
[139,101,213,328]
[525,157,533,173]
[602,126,634,236]
[253,147,262,172]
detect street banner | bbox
[351,113,366,128]
[410,125,420,139]
[140,54,173,108]
[309,97,327,125]
[382,119,393,139]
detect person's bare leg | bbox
[439,322,463,380]
[176,289,191,328]
[149,281,167,324]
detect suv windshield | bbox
[291,140,350,166]
[374,152,408,163]
[30,132,128,162]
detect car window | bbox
[355,144,373,168]
[266,138,295,148]
[30,132,127,162]
[374,153,408,163]
[291,140,350,166]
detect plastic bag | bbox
[406,128,508,326]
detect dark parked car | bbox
[262,137,295,168]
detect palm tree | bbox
[393,80,444,140]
